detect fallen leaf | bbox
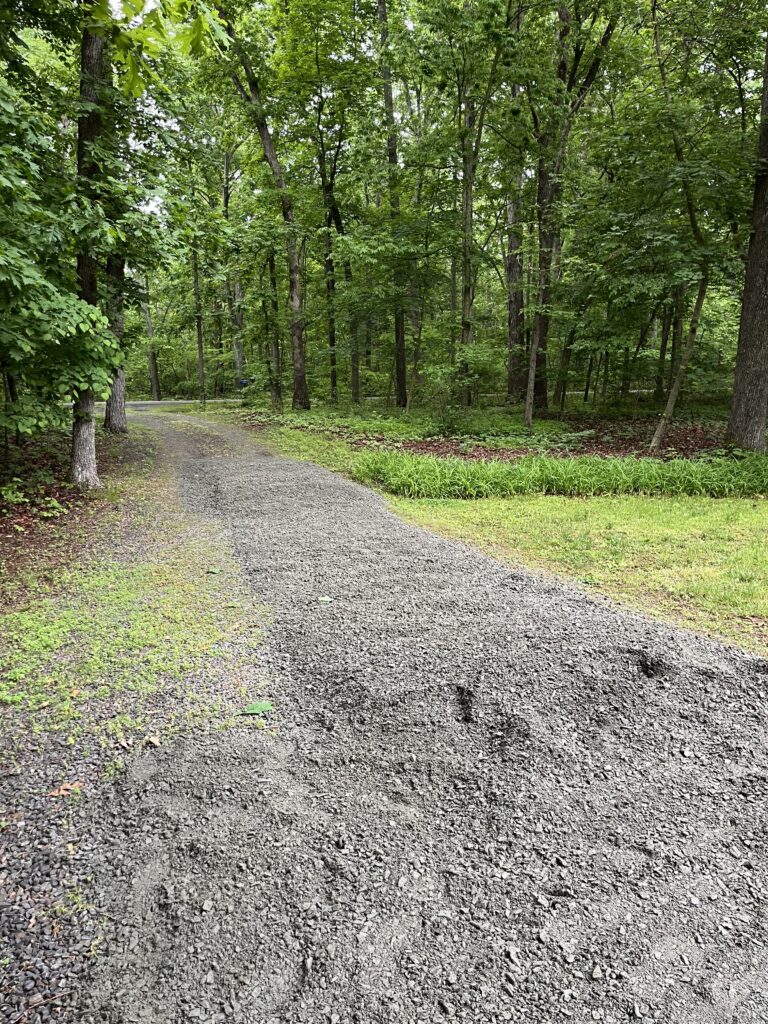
[144,734,161,748]
[239,700,274,716]
[48,781,82,798]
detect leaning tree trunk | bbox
[650,271,709,451]
[72,18,105,488]
[104,254,128,433]
[727,36,768,451]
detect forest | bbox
[2,0,768,490]
[6,4,768,1020]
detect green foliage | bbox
[354,450,768,499]
[0,76,117,434]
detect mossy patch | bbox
[1,428,266,748]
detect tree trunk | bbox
[192,245,206,406]
[71,19,105,488]
[267,252,283,411]
[227,278,246,383]
[505,197,525,401]
[650,271,709,450]
[459,96,476,406]
[323,218,338,403]
[143,278,162,401]
[377,0,407,408]
[104,254,127,433]
[668,290,684,392]
[654,305,672,401]
[727,36,768,451]
[583,354,594,403]
[524,158,558,427]
[552,324,577,411]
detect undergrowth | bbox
[354,450,768,499]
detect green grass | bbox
[391,494,768,653]
[1,435,263,743]
[354,450,768,498]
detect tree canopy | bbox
[2,0,767,480]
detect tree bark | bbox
[654,304,672,401]
[267,252,283,411]
[323,217,338,403]
[727,35,768,451]
[104,254,127,433]
[71,19,105,488]
[583,354,594,403]
[192,244,206,406]
[649,0,708,449]
[377,0,407,408]
[505,196,525,401]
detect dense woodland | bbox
[2,0,768,487]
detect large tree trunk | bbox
[72,20,105,488]
[377,0,407,408]
[104,255,127,433]
[192,245,206,406]
[727,37,768,451]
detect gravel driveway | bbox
[38,414,768,1022]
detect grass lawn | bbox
[391,494,768,654]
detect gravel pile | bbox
[6,413,768,1024]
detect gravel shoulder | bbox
[8,411,768,1024]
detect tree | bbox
[727,36,768,452]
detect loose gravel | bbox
[6,412,768,1024]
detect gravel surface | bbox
[6,412,768,1024]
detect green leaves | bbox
[239,700,274,716]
